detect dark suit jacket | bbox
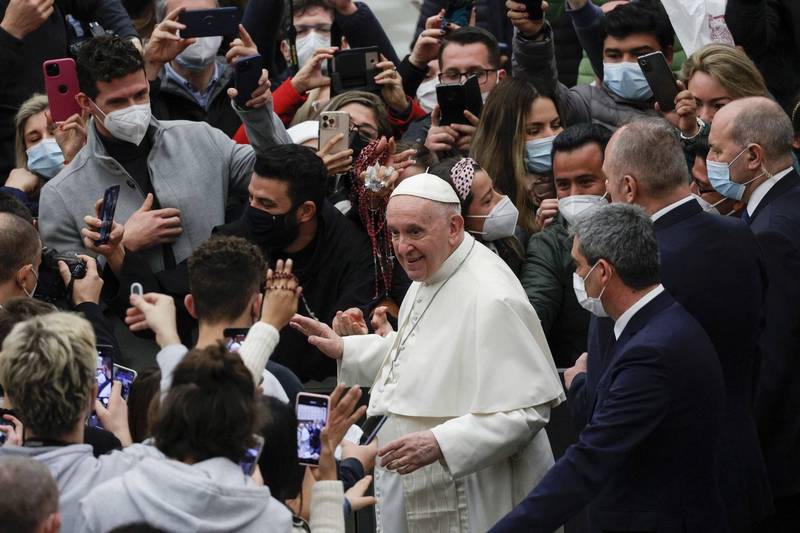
[490,291,727,533]
[746,169,800,498]
[216,201,375,382]
[570,199,773,528]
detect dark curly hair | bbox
[76,36,144,99]
[153,343,263,464]
[188,236,266,324]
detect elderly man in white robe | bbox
[291,173,565,533]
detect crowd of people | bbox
[1,0,799,531]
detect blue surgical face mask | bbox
[706,146,762,201]
[26,138,65,179]
[603,62,653,101]
[524,135,556,173]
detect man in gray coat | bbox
[38,34,290,273]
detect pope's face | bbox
[387,196,463,282]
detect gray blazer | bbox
[38,102,291,271]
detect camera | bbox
[45,63,60,77]
[34,248,88,306]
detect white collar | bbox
[613,284,665,340]
[650,195,696,222]
[747,166,793,216]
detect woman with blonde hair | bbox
[470,77,564,236]
[3,94,86,214]
[680,43,768,125]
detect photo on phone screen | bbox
[224,328,249,353]
[240,434,265,475]
[113,364,138,401]
[296,393,329,466]
[87,346,114,429]
[95,185,120,246]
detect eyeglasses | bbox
[351,122,379,141]
[438,68,499,85]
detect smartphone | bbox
[319,111,350,154]
[178,7,239,38]
[637,51,679,112]
[436,74,483,126]
[444,0,473,27]
[233,54,261,107]
[523,0,544,20]
[113,364,138,401]
[240,434,265,475]
[224,327,249,353]
[0,408,17,446]
[95,185,120,246]
[296,393,330,466]
[43,58,81,122]
[328,46,380,97]
[87,345,114,429]
[359,415,387,446]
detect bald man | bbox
[709,97,800,530]
[292,173,564,533]
[569,118,773,531]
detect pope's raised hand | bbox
[290,314,344,359]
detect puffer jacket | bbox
[520,214,589,368]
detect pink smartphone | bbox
[43,58,82,122]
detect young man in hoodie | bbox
[76,344,294,533]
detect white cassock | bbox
[339,233,566,533]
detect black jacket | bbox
[0,0,137,178]
[149,59,242,138]
[746,169,800,499]
[725,0,800,111]
[215,201,375,382]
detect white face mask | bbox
[175,36,223,71]
[93,102,151,146]
[296,31,330,69]
[21,267,38,298]
[415,77,438,114]
[559,193,608,226]
[466,195,519,241]
[573,261,609,317]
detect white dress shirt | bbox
[747,166,793,217]
[613,284,666,339]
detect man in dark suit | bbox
[709,97,800,531]
[490,203,727,533]
[567,118,773,531]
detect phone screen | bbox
[88,347,114,429]
[224,328,249,353]
[444,0,472,26]
[240,435,265,475]
[113,364,138,401]
[96,185,120,246]
[296,394,329,465]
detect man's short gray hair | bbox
[606,118,689,199]
[729,97,794,161]
[0,456,58,533]
[572,203,660,290]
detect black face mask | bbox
[349,130,372,161]
[243,205,300,252]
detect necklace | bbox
[384,240,476,382]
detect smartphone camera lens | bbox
[640,61,651,72]
[45,63,60,77]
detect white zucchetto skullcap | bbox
[287,121,319,145]
[390,173,460,204]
